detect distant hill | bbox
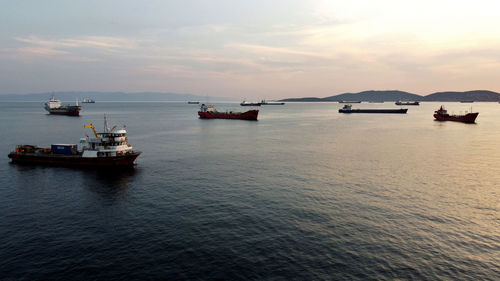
[279,97,324,102]
[422,90,500,101]
[281,90,500,102]
[323,90,421,102]
[0,91,235,102]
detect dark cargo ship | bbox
[339,104,408,114]
[240,100,262,106]
[395,101,419,105]
[198,104,259,120]
[8,117,141,167]
[44,94,82,116]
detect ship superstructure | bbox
[8,116,141,166]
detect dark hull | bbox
[395,102,419,105]
[240,103,262,106]
[339,109,408,114]
[8,152,141,167]
[434,112,478,123]
[262,102,285,105]
[198,110,259,120]
[46,106,82,116]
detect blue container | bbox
[51,144,77,155]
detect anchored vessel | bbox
[433,106,478,123]
[82,98,95,103]
[395,101,419,105]
[44,95,82,116]
[240,100,262,106]
[339,100,361,103]
[8,117,141,166]
[261,100,285,105]
[198,104,259,120]
[339,104,408,114]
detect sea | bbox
[0,101,498,280]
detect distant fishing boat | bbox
[188,101,200,104]
[339,104,407,114]
[8,116,141,166]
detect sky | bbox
[1,0,500,99]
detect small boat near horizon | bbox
[339,104,407,114]
[240,100,262,106]
[188,101,200,104]
[261,100,285,105]
[198,104,259,120]
[82,98,95,103]
[395,101,419,105]
[433,105,478,123]
[44,94,82,116]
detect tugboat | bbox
[198,104,259,120]
[395,101,419,105]
[8,116,141,166]
[240,100,262,106]
[44,94,82,116]
[433,105,478,123]
[339,104,408,114]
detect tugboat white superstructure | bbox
[8,116,141,167]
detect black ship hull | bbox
[8,151,141,167]
[339,108,408,114]
[46,106,82,116]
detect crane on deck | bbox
[84,123,99,138]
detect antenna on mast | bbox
[104,114,109,133]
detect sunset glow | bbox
[2,0,500,98]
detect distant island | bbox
[0,91,236,102]
[281,90,500,102]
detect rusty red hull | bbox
[8,152,141,167]
[434,112,478,123]
[198,110,259,120]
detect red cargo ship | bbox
[433,105,478,123]
[198,104,259,120]
[8,116,141,167]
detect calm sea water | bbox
[0,101,498,280]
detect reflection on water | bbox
[1,102,499,280]
[81,167,139,199]
[9,162,139,195]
